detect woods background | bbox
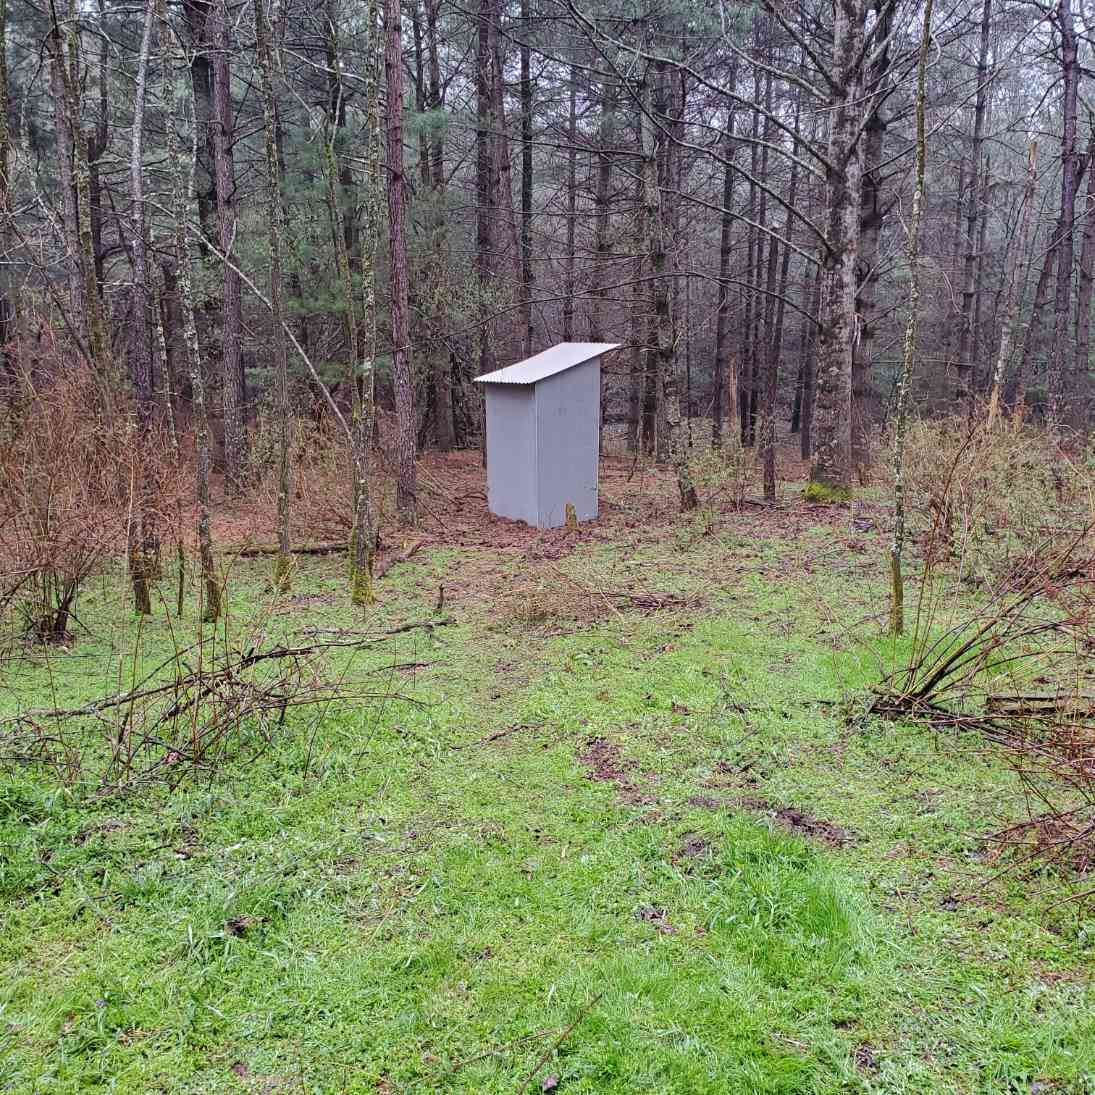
[0,0,1089,615]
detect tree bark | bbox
[562,66,577,341]
[851,0,895,476]
[0,0,14,382]
[211,0,245,492]
[712,95,737,450]
[386,0,417,523]
[161,0,219,620]
[1049,0,1080,428]
[800,265,821,460]
[519,0,534,356]
[641,69,696,511]
[810,0,866,500]
[128,0,158,616]
[989,140,1037,422]
[425,0,454,451]
[590,76,615,344]
[253,0,292,589]
[954,0,992,411]
[1072,137,1095,432]
[761,90,801,502]
[891,0,933,634]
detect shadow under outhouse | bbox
[475,342,620,529]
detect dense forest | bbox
[0,0,1091,617]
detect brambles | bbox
[0,351,185,643]
[895,415,1093,580]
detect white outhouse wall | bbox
[484,383,538,524]
[534,359,600,527]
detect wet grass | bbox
[1,521,1093,1093]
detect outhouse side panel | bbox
[533,359,600,528]
[485,384,538,524]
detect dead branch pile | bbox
[0,627,426,792]
[870,536,1095,879]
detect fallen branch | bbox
[2,632,420,790]
[516,992,604,1095]
[221,538,426,579]
[375,538,425,579]
[225,542,346,558]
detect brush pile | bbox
[0,629,420,793]
[871,535,1095,878]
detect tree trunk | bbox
[761,91,801,502]
[519,0,534,356]
[800,265,821,460]
[386,0,417,523]
[253,0,292,589]
[425,0,454,451]
[953,0,992,411]
[1010,240,1057,411]
[1049,0,1080,428]
[562,66,577,341]
[988,140,1037,421]
[809,0,866,500]
[128,0,158,616]
[475,0,496,393]
[1072,138,1095,433]
[641,69,696,511]
[891,0,933,634]
[211,0,245,492]
[0,0,14,382]
[627,231,643,454]
[712,98,737,450]
[851,0,895,476]
[161,0,219,620]
[48,8,108,367]
[590,76,615,344]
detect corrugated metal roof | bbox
[474,341,620,385]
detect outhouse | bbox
[475,341,619,529]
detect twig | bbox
[516,992,604,1094]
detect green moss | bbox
[804,479,853,504]
[271,551,293,593]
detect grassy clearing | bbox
[1,515,1093,1093]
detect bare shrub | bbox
[0,345,186,641]
[248,408,395,543]
[894,415,1093,580]
[691,441,754,510]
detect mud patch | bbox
[674,832,711,864]
[687,793,723,809]
[634,904,676,933]
[741,796,855,848]
[577,736,656,805]
[853,1043,879,1072]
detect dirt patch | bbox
[740,796,855,848]
[674,832,711,864]
[687,793,723,809]
[853,1043,879,1072]
[634,904,676,933]
[577,736,656,805]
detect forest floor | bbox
[2,450,1093,1093]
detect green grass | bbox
[1,526,1093,1093]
